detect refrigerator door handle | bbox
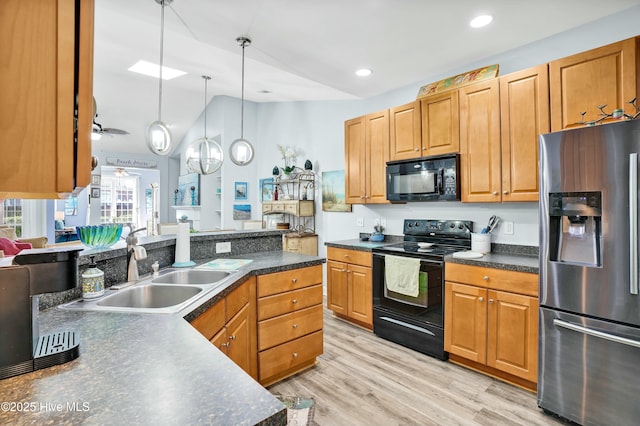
[630,153,638,295]
[554,318,640,349]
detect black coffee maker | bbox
[0,247,82,380]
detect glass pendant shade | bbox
[229,138,254,165]
[186,137,223,174]
[146,120,172,155]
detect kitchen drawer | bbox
[258,304,323,350]
[257,265,322,297]
[445,263,538,297]
[191,301,225,341]
[259,330,323,383]
[262,202,285,213]
[327,247,372,268]
[258,284,323,321]
[225,280,249,321]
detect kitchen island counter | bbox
[0,251,324,425]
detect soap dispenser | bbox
[82,255,105,300]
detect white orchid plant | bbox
[277,145,297,174]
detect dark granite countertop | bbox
[0,251,325,425]
[326,239,539,274]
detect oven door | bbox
[372,253,444,327]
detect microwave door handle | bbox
[437,168,445,194]
[630,153,638,295]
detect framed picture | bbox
[177,173,200,206]
[322,170,352,212]
[233,204,251,220]
[64,196,78,215]
[259,177,274,202]
[91,187,101,199]
[91,174,101,185]
[235,181,248,200]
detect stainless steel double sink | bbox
[60,268,240,314]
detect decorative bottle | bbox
[82,255,105,300]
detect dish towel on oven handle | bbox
[385,254,420,297]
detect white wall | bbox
[173,6,640,251]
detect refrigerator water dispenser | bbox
[548,192,602,267]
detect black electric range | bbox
[371,219,473,360]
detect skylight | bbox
[128,60,187,80]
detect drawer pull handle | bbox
[221,342,230,349]
[483,276,489,281]
[488,299,494,303]
[292,299,298,304]
[479,297,484,302]
[292,324,298,329]
[229,335,236,341]
[292,278,298,283]
[292,352,298,358]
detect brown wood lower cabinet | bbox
[257,265,323,386]
[326,247,373,329]
[190,277,258,380]
[444,263,538,390]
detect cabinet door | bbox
[0,0,93,197]
[211,327,228,352]
[347,264,373,328]
[420,91,460,156]
[365,110,390,204]
[549,37,639,131]
[459,79,501,203]
[444,282,487,363]
[486,290,538,382]
[500,65,550,202]
[226,304,253,377]
[389,101,422,161]
[345,116,366,204]
[327,260,348,316]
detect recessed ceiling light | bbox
[258,90,272,94]
[128,60,187,80]
[355,68,373,77]
[470,14,493,28]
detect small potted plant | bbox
[370,224,385,242]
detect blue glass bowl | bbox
[76,224,123,249]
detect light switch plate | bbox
[504,221,514,235]
[356,217,364,227]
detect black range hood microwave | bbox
[386,154,460,202]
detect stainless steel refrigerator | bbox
[539,120,640,425]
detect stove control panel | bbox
[404,219,473,236]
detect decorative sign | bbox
[416,64,499,98]
[106,157,158,169]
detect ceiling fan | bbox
[91,97,130,140]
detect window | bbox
[1,199,22,237]
[100,176,139,225]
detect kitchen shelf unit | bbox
[261,170,316,234]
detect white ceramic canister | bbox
[82,255,105,300]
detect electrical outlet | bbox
[356,217,364,227]
[216,241,231,253]
[504,221,514,235]
[374,218,380,226]
[380,218,387,228]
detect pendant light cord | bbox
[240,41,246,139]
[203,75,210,135]
[158,0,166,121]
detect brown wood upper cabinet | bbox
[389,94,460,161]
[549,36,640,131]
[0,0,94,199]
[389,101,422,160]
[345,110,389,204]
[459,79,502,203]
[499,64,550,202]
[420,91,460,157]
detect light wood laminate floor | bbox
[268,307,565,426]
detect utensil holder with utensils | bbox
[471,233,491,253]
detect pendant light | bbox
[229,36,255,166]
[185,75,224,175]
[145,0,173,156]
